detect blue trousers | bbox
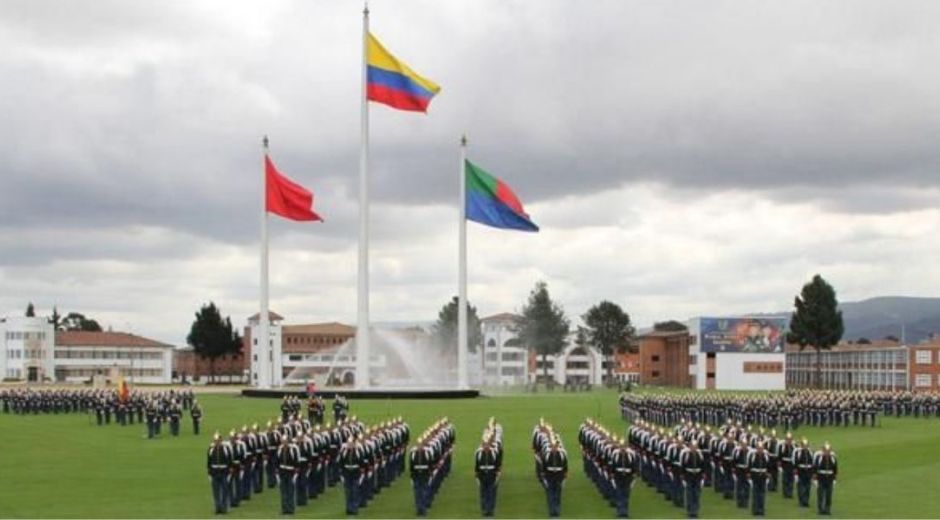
[781,467,794,498]
[210,474,228,514]
[344,474,360,514]
[296,470,308,506]
[413,478,429,516]
[797,473,812,507]
[545,480,563,517]
[817,477,833,514]
[614,479,632,517]
[253,462,263,493]
[229,472,241,508]
[267,454,278,488]
[735,473,750,508]
[479,478,497,515]
[751,477,767,516]
[685,480,701,518]
[279,471,295,514]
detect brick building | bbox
[638,330,692,387]
[786,339,940,392]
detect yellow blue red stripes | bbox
[366,33,440,112]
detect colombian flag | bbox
[118,377,130,403]
[466,160,539,232]
[367,33,440,112]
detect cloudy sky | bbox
[2,0,940,346]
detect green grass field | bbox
[1,389,938,518]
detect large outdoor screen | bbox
[699,317,787,353]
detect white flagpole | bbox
[356,3,371,389]
[458,135,468,389]
[259,136,271,389]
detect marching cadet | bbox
[277,436,300,515]
[311,425,328,497]
[191,400,203,435]
[793,438,814,508]
[813,442,838,515]
[207,432,232,515]
[226,430,242,508]
[281,396,292,423]
[540,436,568,518]
[718,433,735,499]
[340,436,363,515]
[250,424,266,493]
[611,436,639,518]
[233,429,250,504]
[747,442,770,516]
[410,438,433,516]
[333,395,350,423]
[168,399,182,437]
[265,421,282,490]
[778,433,796,499]
[764,430,779,492]
[474,433,501,517]
[145,400,158,439]
[679,438,706,519]
[308,395,325,424]
[732,439,750,509]
[294,434,310,507]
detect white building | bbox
[481,313,529,386]
[54,330,174,384]
[533,340,605,385]
[688,317,787,391]
[1,316,55,382]
[248,312,284,388]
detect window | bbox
[689,335,697,345]
[915,373,932,387]
[689,355,697,366]
[288,355,301,362]
[651,355,660,362]
[651,370,660,378]
[706,371,716,379]
[706,352,716,359]
[915,350,932,364]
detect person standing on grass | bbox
[475,434,501,517]
[747,442,770,516]
[277,436,300,515]
[207,432,232,515]
[541,438,568,518]
[793,438,814,508]
[813,442,838,516]
[191,400,203,435]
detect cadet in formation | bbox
[533,419,568,518]
[409,417,456,517]
[333,394,350,423]
[580,419,639,518]
[205,413,381,515]
[191,400,203,435]
[474,417,503,517]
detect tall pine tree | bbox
[517,281,569,385]
[583,300,635,386]
[431,296,483,354]
[186,302,242,383]
[786,274,844,388]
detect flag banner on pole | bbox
[265,155,322,222]
[366,32,441,112]
[465,159,539,232]
[118,377,130,403]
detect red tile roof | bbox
[56,331,174,348]
[481,312,521,322]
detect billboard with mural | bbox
[699,317,787,353]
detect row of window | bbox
[914,350,938,364]
[5,368,21,378]
[54,350,164,360]
[285,336,347,346]
[4,331,48,341]
[61,368,164,378]
[4,349,46,359]
[914,373,939,387]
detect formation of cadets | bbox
[207,410,409,516]
[473,417,504,517]
[281,394,349,424]
[532,418,569,518]
[0,388,202,436]
[579,419,640,518]
[627,419,839,517]
[408,417,456,517]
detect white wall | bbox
[714,353,786,390]
[1,316,55,381]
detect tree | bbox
[786,274,844,388]
[187,302,242,383]
[60,312,102,332]
[654,320,688,332]
[50,306,60,329]
[856,337,872,344]
[884,335,900,343]
[517,281,570,385]
[431,296,483,354]
[583,300,636,386]
[25,302,35,317]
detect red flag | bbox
[265,155,322,222]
